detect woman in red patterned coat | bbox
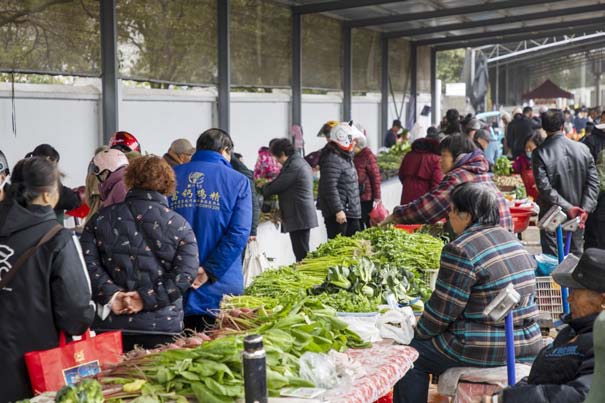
[354,136,381,229]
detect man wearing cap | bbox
[495,249,605,403]
[164,139,195,168]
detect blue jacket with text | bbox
[171,150,252,316]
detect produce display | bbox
[245,227,443,312]
[493,156,513,176]
[377,142,411,180]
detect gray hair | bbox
[450,182,500,227]
[356,135,368,149]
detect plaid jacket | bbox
[393,151,513,232]
[416,225,542,366]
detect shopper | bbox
[506,108,534,159]
[583,123,605,249]
[574,107,589,133]
[463,118,481,139]
[171,128,252,331]
[0,157,94,401]
[398,136,443,205]
[254,141,281,181]
[0,150,9,202]
[163,138,195,168]
[384,135,513,232]
[512,132,542,201]
[305,120,339,170]
[497,249,605,403]
[353,136,381,230]
[231,152,260,241]
[26,144,81,223]
[440,109,462,136]
[385,119,402,148]
[393,182,542,403]
[533,109,599,255]
[263,138,318,261]
[81,156,198,351]
[92,148,129,207]
[318,123,362,239]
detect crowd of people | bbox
[0,101,604,402]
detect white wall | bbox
[352,94,381,152]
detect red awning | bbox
[522,79,574,100]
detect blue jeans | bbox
[394,338,478,403]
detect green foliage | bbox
[437,49,465,87]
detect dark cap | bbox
[551,249,605,292]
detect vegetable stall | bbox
[38,227,443,403]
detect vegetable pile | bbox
[377,142,411,180]
[493,156,513,176]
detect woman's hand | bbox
[335,211,347,224]
[379,214,397,227]
[192,266,209,289]
[123,292,144,314]
[110,292,130,315]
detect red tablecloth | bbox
[322,341,418,403]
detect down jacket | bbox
[0,201,94,402]
[398,138,443,204]
[318,142,361,219]
[354,147,382,202]
[81,189,198,335]
[503,313,595,403]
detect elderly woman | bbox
[383,134,513,232]
[81,156,199,351]
[394,182,542,403]
[353,135,381,229]
[495,249,605,403]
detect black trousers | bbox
[289,229,310,262]
[184,315,217,333]
[540,228,585,257]
[122,334,176,352]
[324,215,360,239]
[360,200,374,230]
[585,192,605,249]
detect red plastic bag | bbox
[25,330,122,393]
[369,201,389,226]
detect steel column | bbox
[217,0,230,132]
[430,48,437,125]
[100,0,118,144]
[410,44,418,126]
[292,13,302,127]
[381,36,389,144]
[343,26,352,121]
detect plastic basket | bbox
[535,276,563,321]
[422,269,439,291]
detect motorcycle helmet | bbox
[109,131,141,153]
[317,120,339,138]
[92,149,129,182]
[329,122,355,152]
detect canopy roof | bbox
[522,79,574,100]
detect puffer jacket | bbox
[398,138,443,204]
[80,189,198,335]
[99,166,128,207]
[394,150,514,232]
[0,201,94,402]
[532,132,599,215]
[354,147,381,202]
[503,313,595,403]
[318,142,361,219]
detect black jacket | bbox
[582,125,605,162]
[532,133,599,215]
[504,313,596,403]
[506,115,534,158]
[231,157,260,237]
[0,201,94,402]
[80,189,198,335]
[318,142,361,219]
[263,153,318,233]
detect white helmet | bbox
[330,122,361,152]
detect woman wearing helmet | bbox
[109,131,142,154]
[93,149,129,207]
[318,122,362,239]
[0,150,9,202]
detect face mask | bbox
[526,151,532,159]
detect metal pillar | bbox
[217,0,230,132]
[292,13,302,127]
[430,47,437,125]
[343,26,352,121]
[381,36,389,143]
[100,0,118,144]
[410,44,418,125]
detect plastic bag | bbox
[535,254,559,276]
[243,240,270,287]
[369,201,389,226]
[376,307,416,345]
[299,352,339,389]
[336,313,382,343]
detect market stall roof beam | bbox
[292,0,403,15]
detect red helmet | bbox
[109,131,141,153]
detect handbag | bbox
[25,330,122,393]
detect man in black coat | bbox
[582,124,605,249]
[506,107,535,159]
[532,110,599,255]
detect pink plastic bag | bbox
[369,201,389,226]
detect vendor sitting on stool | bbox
[393,182,542,403]
[494,249,605,403]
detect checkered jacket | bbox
[416,225,542,366]
[393,151,513,232]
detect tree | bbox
[437,49,465,87]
